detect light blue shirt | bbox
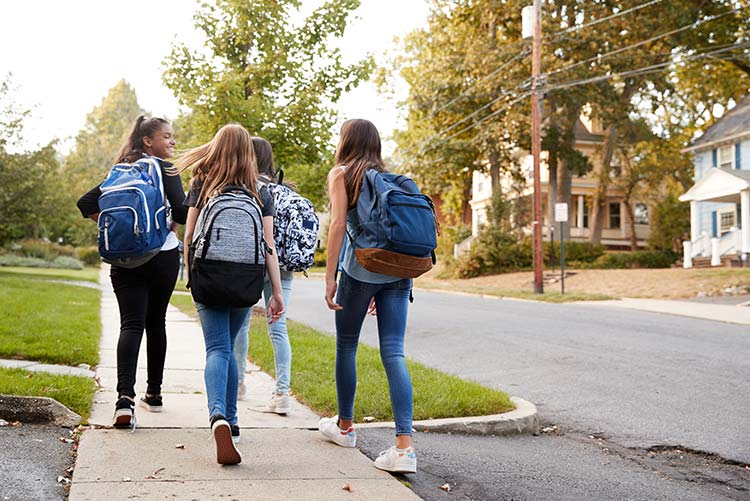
[340,209,400,284]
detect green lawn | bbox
[460,289,614,303]
[170,297,514,421]
[0,266,100,282]
[0,367,97,420]
[0,269,101,366]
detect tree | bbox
[163,0,373,207]
[60,80,145,245]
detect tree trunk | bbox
[623,198,638,250]
[589,124,619,244]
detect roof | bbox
[573,119,604,143]
[680,167,750,203]
[689,96,750,151]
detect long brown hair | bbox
[251,137,275,179]
[334,119,386,208]
[174,124,261,208]
[114,116,171,166]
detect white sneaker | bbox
[266,394,291,414]
[374,446,417,474]
[318,415,356,448]
[237,382,247,401]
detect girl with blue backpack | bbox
[76,116,187,428]
[319,119,418,474]
[178,124,285,465]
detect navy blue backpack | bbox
[97,157,170,268]
[348,169,438,279]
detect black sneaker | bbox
[230,424,240,445]
[139,394,163,413]
[210,415,241,465]
[113,396,135,429]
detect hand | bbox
[170,221,179,232]
[367,297,377,316]
[267,293,285,324]
[325,278,342,311]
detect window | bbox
[719,209,735,235]
[719,145,734,169]
[609,202,621,229]
[582,199,589,228]
[634,203,649,225]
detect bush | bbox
[313,247,327,267]
[593,251,677,269]
[4,239,77,260]
[455,227,532,278]
[436,225,471,259]
[0,254,84,269]
[545,241,604,263]
[76,246,101,267]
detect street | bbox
[287,277,750,500]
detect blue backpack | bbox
[348,169,438,278]
[97,157,170,268]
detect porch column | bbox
[577,195,584,228]
[690,201,700,242]
[742,189,750,253]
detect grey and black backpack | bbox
[266,182,319,273]
[189,185,266,307]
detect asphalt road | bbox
[286,277,750,499]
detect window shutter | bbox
[712,148,718,168]
[711,210,718,237]
[735,143,741,169]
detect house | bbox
[461,112,651,253]
[680,96,750,268]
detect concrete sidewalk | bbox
[69,266,418,500]
[575,297,750,325]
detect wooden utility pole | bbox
[531,0,544,293]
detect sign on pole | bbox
[555,203,569,223]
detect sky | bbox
[0,0,431,154]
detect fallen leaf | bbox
[362,416,375,423]
[10,421,21,427]
[439,483,451,492]
[123,477,131,482]
[175,444,185,449]
[56,476,70,484]
[59,436,74,444]
[0,419,8,426]
[342,483,352,492]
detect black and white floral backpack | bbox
[265,180,319,273]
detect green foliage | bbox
[0,368,96,420]
[4,239,77,260]
[436,224,471,259]
[0,270,101,366]
[593,251,678,269]
[163,0,373,205]
[0,255,82,269]
[455,226,532,278]
[75,246,101,267]
[545,241,605,264]
[648,186,691,253]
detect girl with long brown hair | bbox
[77,115,186,428]
[178,124,284,465]
[319,119,417,474]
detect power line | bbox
[546,6,745,80]
[551,0,665,37]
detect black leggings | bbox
[110,248,180,398]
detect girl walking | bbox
[234,137,293,414]
[178,124,284,465]
[319,119,417,473]
[77,116,186,428]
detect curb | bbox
[357,396,539,436]
[0,395,82,428]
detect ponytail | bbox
[113,115,170,164]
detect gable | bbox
[681,168,750,203]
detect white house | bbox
[680,96,750,268]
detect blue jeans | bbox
[196,303,251,425]
[335,271,413,436]
[234,270,294,394]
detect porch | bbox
[679,168,750,268]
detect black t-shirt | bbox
[184,181,275,217]
[76,158,187,224]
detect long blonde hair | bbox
[175,124,262,208]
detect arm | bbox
[325,168,348,311]
[163,173,187,225]
[183,207,199,286]
[263,215,285,323]
[77,185,102,222]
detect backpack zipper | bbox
[104,219,110,251]
[100,187,151,233]
[99,206,139,236]
[200,205,262,261]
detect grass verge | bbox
[0,269,101,366]
[170,297,514,421]
[414,282,614,303]
[0,367,97,420]
[0,266,100,282]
